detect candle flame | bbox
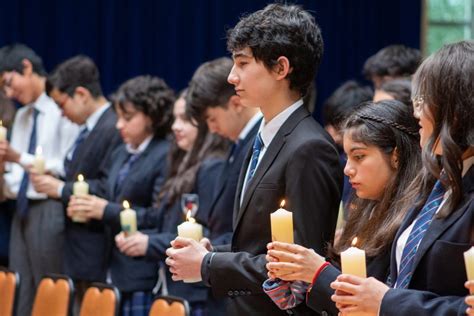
[280,199,286,208]
[123,200,130,209]
[352,237,358,247]
[36,146,43,155]
[186,210,196,223]
[77,174,84,182]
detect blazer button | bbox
[227,290,233,297]
[246,290,251,296]
[321,311,328,316]
[239,290,246,296]
[233,290,240,296]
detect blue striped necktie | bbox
[246,133,263,186]
[114,153,141,196]
[395,179,445,288]
[64,127,89,175]
[17,107,40,217]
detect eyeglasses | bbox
[412,95,425,113]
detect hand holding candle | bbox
[33,146,46,174]
[270,199,294,244]
[177,210,203,283]
[340,237,367,278]
[72,174,89,222]
[120,200,137,237]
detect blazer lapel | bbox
[108,149,129,200]
[233,106,309,231]
[410,166,474,276]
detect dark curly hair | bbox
[0,43,47,76]
[111,75,175,139]
[329,100,421,258]
[227,3,323,96]
[378,79,412,108]
[363,45,421,80]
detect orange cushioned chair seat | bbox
[79,287,117,316]
[0,270,17,316]
[31,278,71,316]
[149,298,187,316]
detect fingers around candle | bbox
[268,249,297,262]
[336,274,364,285]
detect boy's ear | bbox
[21,59,33,76]
[274,56,293,81]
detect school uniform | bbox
[380,158,474,315]
[101,136,169,316]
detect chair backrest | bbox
[79,283,120,316]
[148,296,190,316]
[0,267,19,316]
[31,274,73,316]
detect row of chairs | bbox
[0,267,190,316]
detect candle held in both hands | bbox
[340,237,367,278]
[270,199,294,244]
[120,200,137,237]
[177,210,203,283]
[72,174,89,223]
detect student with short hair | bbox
[0,43,79,316]
[165,4,343,315]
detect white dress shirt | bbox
[4,92,79,200]
[240,99,303,203]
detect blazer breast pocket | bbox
[426,240,471,296]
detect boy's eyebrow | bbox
[232,51,252,59]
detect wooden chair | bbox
[149,295,190,316]
[79,283,120,316]
[0,267,19,316]
[31,274,74,316]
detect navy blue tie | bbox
[64,127,89,175]
[246,133,263,185]
[395,180,445,288]
[114,153,140,196]
[17,108,40,217]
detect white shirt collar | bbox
[84,102,110,132]
[259,99,303,148]
[126,135,153,155]
[30,92,51,113]
[237,112,262,142]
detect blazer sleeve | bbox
[306,265,339,315]
[380,288,468,316]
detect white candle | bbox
[270,200,294,244]
[33,146,46,174]
[177,210,203,283]
[340,237,367,278]
[0,120,7,141]
[177,211,203,242]
[72,174,89,223]
[465,247,474,294]
[120,200,137,237]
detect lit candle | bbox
[465,246,474,294]
[120,200,137,237]
[270,200,294,244]
[340,237,367,278]
[33,146,46,174]
[0,120,7,141]
[177,210,203,283]
[177,210,203,242]
[72,174,89,223]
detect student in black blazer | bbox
[265,100,421,315]
[115,92,227,315]
[186,57,261,246]
[330,40,474,316]
[67,75,175,316]
[165,4,343,315]
[31,56,122,310]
